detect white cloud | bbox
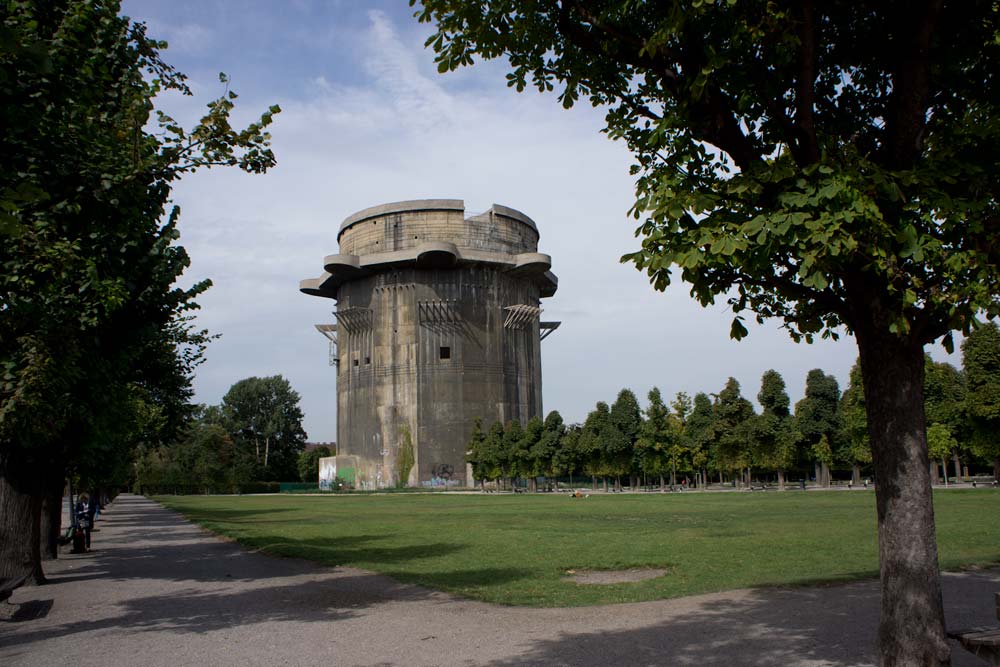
[362,9,457,129]
[312,76,334,93]
[159,22,214,55]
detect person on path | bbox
[75,493,93,551]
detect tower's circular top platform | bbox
[337,199,539,240]
[302,198,557,300]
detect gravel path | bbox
[1,494,996,666]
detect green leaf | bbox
[730,318,749,340]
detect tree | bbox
[608,388,643,488]
[553,424,581,485]
[535,411,567,484]
[578,402,610,490]
[839,361,872,485]
[466,418,488,489]
[133,405,246,494]
[1,1,277,582]
[298,446,334,484]
[484,421,506,485]
[521,415,545,491]
[924,359,967,482]
[795,370,841,487]
[753,370,795,489]
[963,322,1000,481]
[758,370,791,419]
[552,424,583,487]
[684,393,715,487]
[415,2,1000,660]
[397,424,416,488]
[668,392,693,486]
[502,420,525,487]
[221,376,306,482]
[712,378,755,485]
[636,388,672,489]
[926,424,956,485]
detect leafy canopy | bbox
[1,1,279,474]
[963,322,1000,463]
[415,0,1000,349]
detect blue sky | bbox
[119,1,957,442]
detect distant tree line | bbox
[468,323,1000,490]
[134,375,309,493]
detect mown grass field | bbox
[157,489,1000,606]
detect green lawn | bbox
[157,490,1000,606]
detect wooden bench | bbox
[949,592,1000,666]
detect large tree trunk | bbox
[39,473,64,561]
[853,463,862,486]
[0,456,45,584]
[952,451,961,483]
[928,461,939,486]
[777,470,785,490]
[855,321,950,666]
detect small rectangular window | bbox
[439,346,451,360]
[353,359,359,367]
[365,356,371,365]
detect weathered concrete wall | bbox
[302,200,557,487]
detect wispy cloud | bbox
[158,22,214,55]
[362,9,457,129]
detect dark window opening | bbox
[353,359,359,367]
[439,346,451,360]
[365,356,371,365]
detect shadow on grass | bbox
[156,504,301,523]
[242,535,469,568]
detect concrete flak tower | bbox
[300,199,559,488]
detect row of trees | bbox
[468,323,1000,491]
[134,376,309,492]
[0,1,278,581]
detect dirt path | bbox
[1,494,996,666]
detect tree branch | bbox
[794,0,821,165]
[557,1,765,172]
[882,0,944,168]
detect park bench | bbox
[949,592,1000,666]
